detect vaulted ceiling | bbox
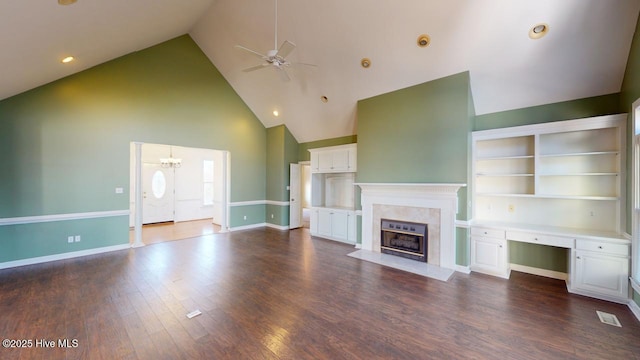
[2,0,640,143]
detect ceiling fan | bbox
[235,0,315,81]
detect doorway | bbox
[130,142,230,246]
[301,162,311,228]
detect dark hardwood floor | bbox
[1,228,638,359]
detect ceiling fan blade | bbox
[277,67,291,82]
[276,40,296,59]
[235,45,267,59]
[292,62,318,68]
[242,64,270,72]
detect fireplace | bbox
[381,219,427,262]
[357,183,466,270]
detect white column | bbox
[132,142,145,248]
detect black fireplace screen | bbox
[380,219,428,262]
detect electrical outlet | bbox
[271,214,274,219]
[115,187,124,194]
[68,236,74,243]
[508,204,515,213]
[243,215,247,220]
[74,235,81,242]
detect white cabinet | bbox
[309,144,357,244]
[311,207,356,244]
[569,239,630,302]
[310,144,357,173]
[470,227,509,278]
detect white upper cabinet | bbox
[310,144,357,173]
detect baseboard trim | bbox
[265,223,289,231]
[0,244,130,270]
[0,210,130,226]
[455,265,471,274]
[229,223,267,232]
[510,263,568,281]
[628,298,640,322]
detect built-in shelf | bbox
[472,114,626,233]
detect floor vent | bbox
[186,309,202,319]
[596,311,621,327]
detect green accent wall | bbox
[456,227,469,266]
[356,71,473,220]
[475,93,621,131]
[230,204,266,228]
[298,135,357,162]
[0,217,128,263]
[0,35,267,262]
[266,125,299,227]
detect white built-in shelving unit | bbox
[309,144,357,244]
[470,114,630,304]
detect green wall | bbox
[266,125,299,227]
[0,35,267,263]
[355,72,474,265]
[474,93,621,131]
[298,135,357,162]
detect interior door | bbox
[142,163,175,224]
[289,163,302,229]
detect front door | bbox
[142,163,175,224]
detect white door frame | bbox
[131,142,231,246]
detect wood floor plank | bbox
[1,227,639,359]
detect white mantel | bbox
[356,183,466,271]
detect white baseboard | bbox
[455,265,471,274]
[265,223,290,231]
[355,243,362,249]
[628,299,640,322]
[0,244,130,270]
[510,263,568,281]
[229,223,268,232]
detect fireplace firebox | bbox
[380,219,428,262]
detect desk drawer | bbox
[471,227,505,239]
[575,240,629,256]
[506,231,574,248]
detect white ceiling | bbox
[2,1,640,143]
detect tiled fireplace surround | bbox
[357,183,466,271]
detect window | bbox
[203,160,214,206]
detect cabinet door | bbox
[331,149,350,171]
[471,236,507,277]
[310,209,319,234]
[317,209,332,237]
[574,250,629,299]
[310,152,320,173]
[318,151,334,172]
[331,211,349,240]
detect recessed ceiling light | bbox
[58,0,77,5]
[320,96,328,103]
[529,23,549,39]
[61,56,75,64]
[417,34,430,47]
[273,110,279,117]
[361,58,371,68]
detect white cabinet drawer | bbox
[471,227,505,239]
[506,231,574,248]
[575,240,629,256]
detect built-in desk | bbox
[470,222,630,304]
